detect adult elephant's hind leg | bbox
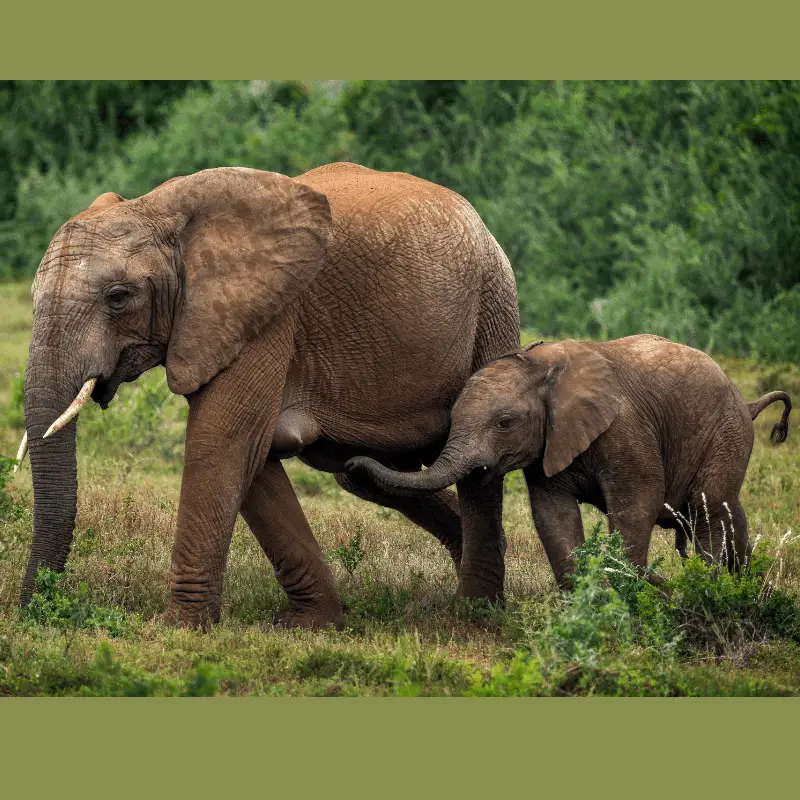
[455,471,506,604]
[335,471,463,569]
[242,461,344,630]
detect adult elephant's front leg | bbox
[162,333,292,630]
[455,472,506,604]
[163,429,254,629]
[242,461,344,630]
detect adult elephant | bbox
[18,162,519,630]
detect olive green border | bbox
[2,1,799,77]
[2,1,799,793]
[2,698,798,792]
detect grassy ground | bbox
[1,281,799,696]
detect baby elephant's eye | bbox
[105,286,132,311]
[495,415,517,431]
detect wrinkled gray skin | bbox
[22,163,519,629]
[348,336,792,587]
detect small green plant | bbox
[21,567,130,642]
[0,456,25,522]
[572,524,664,612]
[73,528,100,557]
[546,555,633,667]
[331,530,365,576]
[183,662,222,697]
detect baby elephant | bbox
[347,335,791,588]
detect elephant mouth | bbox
[91,376,124,409]
[91,346,165,409]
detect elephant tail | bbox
[747,391,792,444]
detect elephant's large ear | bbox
[148,168,332,396]
[533,340,622,478]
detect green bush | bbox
[330,530,365,576]
[665,554,800,652]
[469,528,800,696]
[20,567,130,638]
[3,80,799,361]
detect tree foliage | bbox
[2,80,798,362]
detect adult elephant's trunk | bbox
[18,356,82,605]
[346,439,484,497]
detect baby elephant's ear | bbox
[541,340,622,478]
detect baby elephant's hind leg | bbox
[687,490,751,572]
[726,499,751,571]
[601,477,666,586]
[675,528,691,559]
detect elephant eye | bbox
[105,286,132,311]
[495,415,517,431]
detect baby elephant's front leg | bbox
[524,471,585,588]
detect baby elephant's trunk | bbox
[747,391,792,444]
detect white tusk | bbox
[42,378,97,439]
[13,431,28,473]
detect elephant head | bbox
[346,340,622,493]
[18,168,331,604]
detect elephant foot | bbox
[274,606,345,631]
[455,591,505,609]
[161,599,220,632]
[456,564,505,607]
[455,582,505,608]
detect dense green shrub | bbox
[2,80,798,360]
[21,567,130,637]
[0,80,209,275]
[7,81,352,277]
[468,528,800,696]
